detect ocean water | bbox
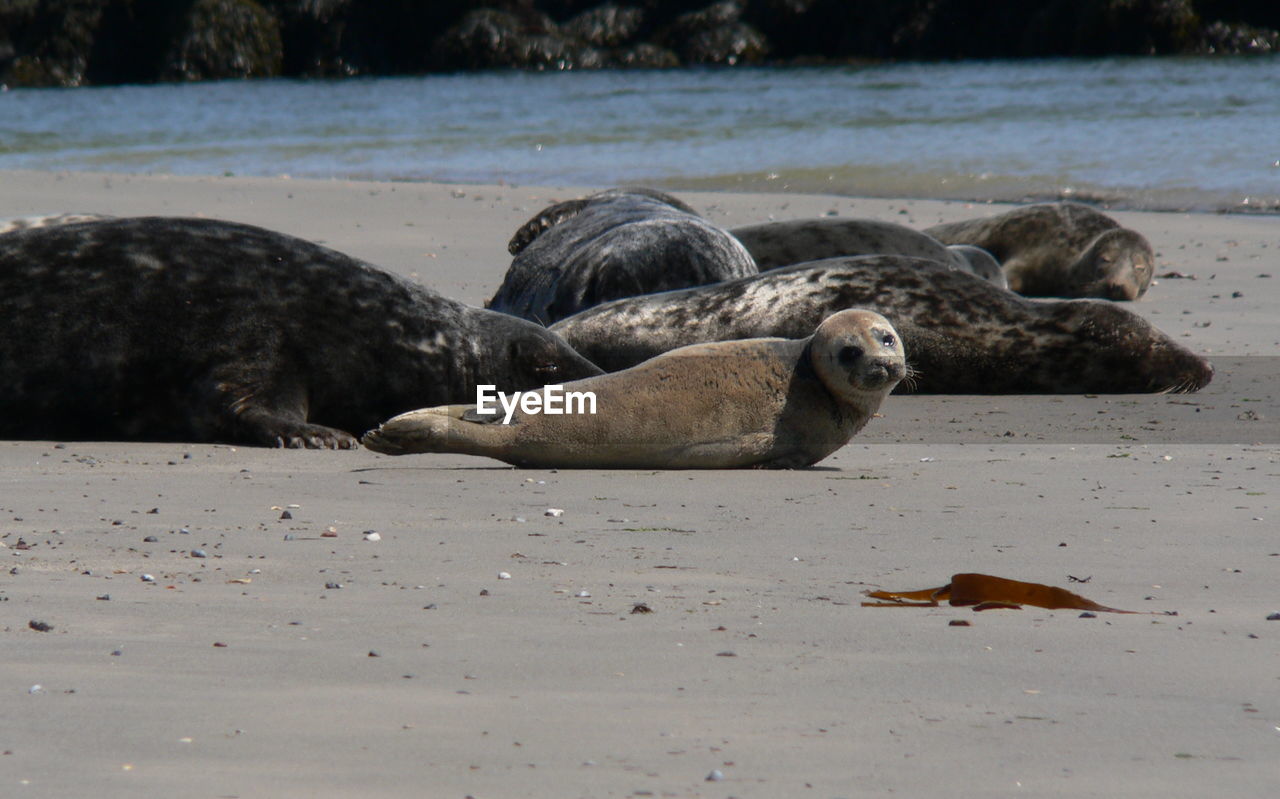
[2,57,1278,212]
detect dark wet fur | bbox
[926,202,1155,300]
[732,218,956,270]
[551,255,1212,395]
[488,188,756,324]
[0,217,602,447]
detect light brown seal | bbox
[548,255,1212,395]
[925,202,1155,300]
[730,217,1007,289]
[362,309,906,469]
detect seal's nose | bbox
[856,357,907,390]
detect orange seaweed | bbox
[862,573,1149,614]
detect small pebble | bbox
[140,574,155,583]
[324,582,343,590]
[948,619,972,627]
[706,769,725,781]
[28,684,42,694]
[368,650,380,658]
[178,527,190,534]
[111,649,122,656]
[575,590,591,598]
[279,510,293,520]
[545,508,565,517]
[142,536,158,543]
[362,531,381,542]
[28,620,53,633]
[1266,612,1280,621]
[191,549,207,558]
[498,571,512,580]
[283,533,296,541]
[96,594,110,601]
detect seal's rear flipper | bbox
[362,406,456,455]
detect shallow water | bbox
[2,57,1278,211]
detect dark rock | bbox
[1199,19,1279,52]
[0,0,107,87]
[611,41,680,67]
[161,0,284,81]
[563,3,645,48]
[660,1,768,65]
[432,7,599,71]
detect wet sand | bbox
[1,171,1277,798]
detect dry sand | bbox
[1,170,1277,798]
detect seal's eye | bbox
[880,333,896,349]
[837,345,864,365]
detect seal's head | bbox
[809,309,907,405]
[1043,300,1213,393]
[480,313,604,390]
[1070,229,1156,301]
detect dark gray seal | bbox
[363,309,905,469]
[730,217,1007,289]
[549,255,1212,395]
[0,217,602,448]
[487,187,757,324]
[925,202,1156,300]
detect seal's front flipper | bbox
[234,405,359,449]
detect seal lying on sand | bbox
[550,255,1212,395]
[362,309,905,469]
[487,188,757,324]
[0,213,114,235]
[730,218,1007,289]
[925,202,1155,300]
[0,217,602,448]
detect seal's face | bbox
[1073,229,1155,301]
[490,315,604,391]
[810,309,907,403]
[1048,301,1213,393]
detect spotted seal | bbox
[487,188,757,324]
[730,218,1007,289]
[0,217,602,448]
[925,202,1155,300]
[549,255,1212,395]
[362,309,905,469]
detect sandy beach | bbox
[1,170,1277,798]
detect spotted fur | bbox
[0,217,601,447]
[550,255,1212,395]
[0,213,114,235]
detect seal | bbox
[925,202,1156,300]
[0,217,603,448]
[730,217,1007,289]
[362,309,905,469]
[487,187,757,324]
[549,255,1213,395]
[0,213,114,235]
